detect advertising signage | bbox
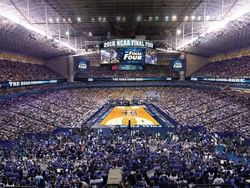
[100,39,155,49]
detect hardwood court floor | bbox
[100,106,160,127]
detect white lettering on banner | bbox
[173,62,183,69]
[191,77,198,81]
[102,39,154,48]
[145,41,153,48]
[8,80,59,87]
[123,51,143,61]
[191,77,245,83]
[9,82,20,87]
[131,40,144,47]
[116,40,131,47]
[103,41,116,48]
[49,80,57,83]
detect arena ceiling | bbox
[0,0,250,59]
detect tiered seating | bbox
[76,65,174,78]
[1,87,250,139]
[155,88,250,137]
[193,56,250,78]
[0,115,249,187]
[0,88,104,140]
[0,60,62,81]
[0,87,249,188]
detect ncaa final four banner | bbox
[100,39,155,49]
[100,39,157,65]
[101,48,145,64]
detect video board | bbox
[101,48,145,64]
[170,59,185,71]
[145,49,157,64]
[75,58,89,72]
[111,64,144,71]
[100,39,157,65]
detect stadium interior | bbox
[0,0,250,187]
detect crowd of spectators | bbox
[76,65,175,78]
[0,86,249,187]
[0,60,62,82]
[0,122,249,187]
[0,87,250,140]
[193,56,250,78]
[154,87,250,138]
[0,88,105,140]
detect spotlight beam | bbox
[177,3,250,50]
[0,7,77,52]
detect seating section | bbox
[193,56,250,78]
[0,87,250,187]
[1,87,250,140]
[76,65,175,78]
[0,60,62,81]
[0,88,105,140]
[154,88,250,137]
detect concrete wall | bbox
[185,53,209,76]
[45,55,71,80]
[209,47,250,62]
[0,50,45,64]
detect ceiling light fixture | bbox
[177,3,250,50]
[172,15,177,21]
[0,11,77,51]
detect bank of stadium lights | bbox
[91,17,95,22]
[172,15,177,21]
[165,16,169,22]
[116,16,121,22]
[88,32,93,37]
[77,17,81,22]
[0,11,77,51]
[176,29,181,35]
[155,16,159,21]
[65,31,69,36]
[56,18,60,23]
[2,19,8,24]
[122,16,126,22]
[63,18,66,23]
[136,15,142,22]
[149,16,153,21]
[48,18,53,23]
[191,16,195,21]
[197,16,201,21]
[184,16,188,21]
[96,17,107,22]
[177,3,250,50]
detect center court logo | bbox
[123,51,143,61]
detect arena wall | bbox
[0,50,45,65]
[209,47,250,62]
[45,55,73,81]
[185,53,209,76]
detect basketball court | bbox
[99,106,160,128]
